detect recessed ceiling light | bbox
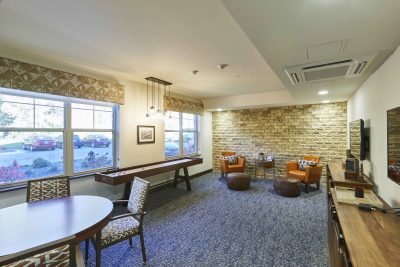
[318,90,329,95]
[322,100,330,104]
[217,64,229,69]
[216,108,222,111]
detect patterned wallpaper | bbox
[0,57,125,104]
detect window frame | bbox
[0,88,118,188]
[165,112,199,159]
[69,100,116,175]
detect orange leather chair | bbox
[219,151,246,178]
[286,155,322,193]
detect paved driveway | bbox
[0,146,112,166]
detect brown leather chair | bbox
[219,151,246,178]
[286,155,322,193]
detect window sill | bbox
[165,153,201,160]
[0,183,27,193]
[0,168,114,193]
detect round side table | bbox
[255,160,275,178]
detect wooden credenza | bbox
[327,162,400,267]
[326,162,374,190]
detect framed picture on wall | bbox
[137,125,155,144]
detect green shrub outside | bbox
[32,157,51,169]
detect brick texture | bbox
[212,102,347,177]
[388,107,400,163]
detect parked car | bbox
[73,135,83,148]
[23,135,56,151]
[55,135,82,148]
[82,135,110,148]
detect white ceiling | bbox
[0,0,284,100]
[1,0,400,109]
[219,0,400,108]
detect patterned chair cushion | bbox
[5,245,70,267]
[389,165,400,173]
[127,178,150,214]
[27,177,70,202]
[298,160,317,171]
[101,216,140,246]
[225,155,238,165]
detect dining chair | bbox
[26,176,70,202]
[85,177,150,266]
[1,235,76,267]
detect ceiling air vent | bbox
[353,61,367,75]
[284,54,375,85]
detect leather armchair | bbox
[219,151,246,178]
[286,155,322,193]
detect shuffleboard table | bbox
[95,157,203,199]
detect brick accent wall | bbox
[388,107,400,163]
[212,102,347,177]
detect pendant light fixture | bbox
[150,81,155,111]
[145,77,172,119]
[157,82,161,114]
[146,79,150,117]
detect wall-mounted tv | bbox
[387,107,400,185]
[349,119,366,160]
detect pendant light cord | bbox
[144,77,172,117]
[146,79,149,114]
[158,82,161,111]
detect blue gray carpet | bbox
[83,173,328,266]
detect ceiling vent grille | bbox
[284,54,375,85]
[303,65,349,81]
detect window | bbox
[165,111,198,158]
[0,89,117,186]
[71,103,114,173]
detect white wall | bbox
[347,46,400,207]
[118,80,213,185]
[0,52,213,208]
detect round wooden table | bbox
[255,159,275,178]
[0,195,113,258]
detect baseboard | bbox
[149,169,213,194]
[189,169,213,179]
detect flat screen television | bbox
[349,119,365,160]
[387,107,400,184]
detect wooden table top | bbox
[95,157,203,185]
[328,161,374,190]
[0,195,113,257]
[255,160,275,168]
[331,189,400,267]
[107,158,193,177]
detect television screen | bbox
[349,119,365,160]
[387,107,400,184]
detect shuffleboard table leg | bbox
[172,169,179,188]
[183,167,191,191]
[123,181,132,201]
